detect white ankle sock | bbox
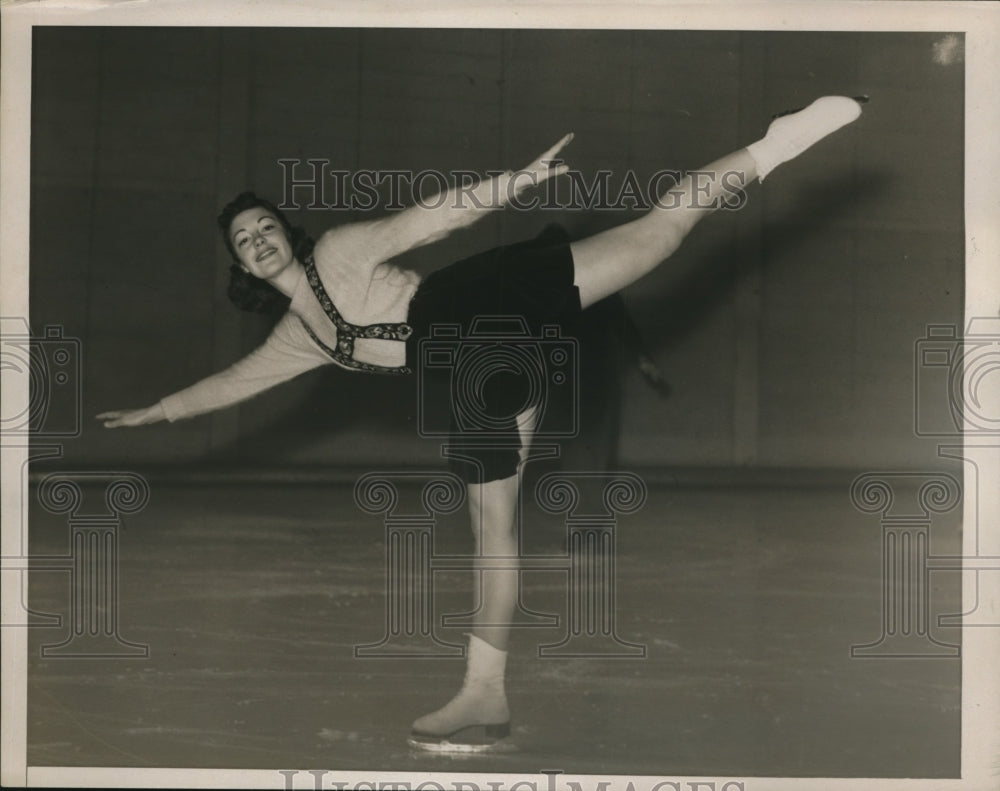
[746,96,863,181]
[465,634,507,687]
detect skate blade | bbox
[408,723,516,755]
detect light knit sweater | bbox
[159,172,514,422]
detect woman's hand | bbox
[507,133,574,199]
[96,403,166,428]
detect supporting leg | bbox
[409,407,538,749]
[467,473,521,650]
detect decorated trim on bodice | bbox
[301,253,413,375]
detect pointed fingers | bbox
[540,132,574,163]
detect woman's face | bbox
[228,206,295,280]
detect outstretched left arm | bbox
[319,134,573,267]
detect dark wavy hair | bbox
[217,191,314,315]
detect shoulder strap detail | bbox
[301,254,412,375]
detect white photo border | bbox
[2,1,998,789]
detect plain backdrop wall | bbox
[28,27,964,472]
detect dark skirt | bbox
[405,225,582,484]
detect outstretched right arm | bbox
[98,314,330,429]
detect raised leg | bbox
[571,148,757,309]
[571,95,865,309]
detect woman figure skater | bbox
[99,95,865,752]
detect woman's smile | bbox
[229,206,296,281]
